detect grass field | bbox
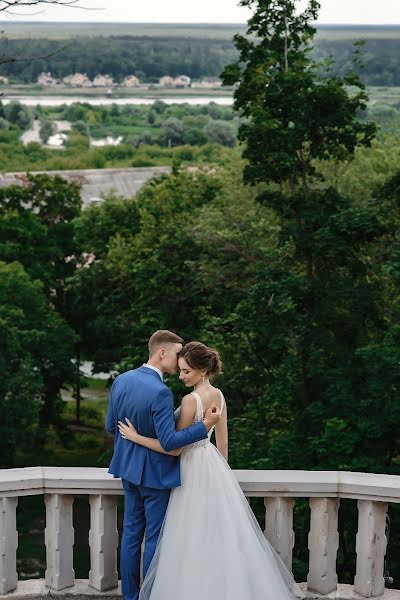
[2,21,400,41]
[4,84,232,98]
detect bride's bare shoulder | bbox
[210,385,223,399]
[180,393,197,407]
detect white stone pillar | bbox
[307,497,339,594]
[0,497,18,594]
[264,496,295,571]
[354,499,388,598]
[44,494,75,590]
[89,494,119,591]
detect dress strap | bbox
[218,389,225,414]
[191,391,203,421]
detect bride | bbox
[118,341,304,600]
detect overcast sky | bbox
[3,0,400,24]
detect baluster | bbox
[0,497,18,594]
[89,494,119,591]
[307,497,339,594]
[354,499,388,597]
[264,496,295,571]
[44,494,75,590]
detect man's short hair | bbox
[148,330,184,356]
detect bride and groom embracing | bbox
[105,329,303,600]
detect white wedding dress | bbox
[139,390,304,600]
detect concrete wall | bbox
[0,167,171,209]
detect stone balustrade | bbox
[1,467,400,599]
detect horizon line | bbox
[1,20,400,26]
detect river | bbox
[3,95,234,107]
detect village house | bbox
[173,74,191,88]
[63,73,92,87]
[159,74,191,88]
[192,78,222,88]
[159,75,174,87]
[122,75,140,87]
[37,72,58,86]
[93,74,114,87]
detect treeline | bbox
[314,38,400,86]
[0,37,238,82]
[2,35,400,86]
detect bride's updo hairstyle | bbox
[178,341,222,377]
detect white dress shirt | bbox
[142,363,163,381]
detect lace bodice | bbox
[175,389,225,450]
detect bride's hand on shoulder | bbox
[118,418,138,442]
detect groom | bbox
[105,330,221,600]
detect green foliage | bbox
[223,0,375,188]
[1,36,238,83]
[0,103,241,172]
[2,26,400,87]
[67,195,142,370]
[0,174,81,294]
[4,100,32,129]
[73,120,90,138]
[3,12,400,583]
[161,117,184,146]
[203,120,236,147]
[73,194,140,258]
[216,1,400,576]
[0,175,81,436]
[0,261,76,466]
[39,119,55,144]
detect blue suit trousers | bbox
[121,478,171,600]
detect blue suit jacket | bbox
[105,366,208,489]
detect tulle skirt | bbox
[139,441,304,600]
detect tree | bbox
[203,120,237,147]
[71,169,222,373]
[0,261,76,465]
[68,194,141,380]
[39,118,55,143]
[73,120,90,138]
[222,0,375,190]
[0,173,81,301]
[218,3,400,580]
[0,209,55,285]
[4,100,31,129]
[218,0,400,478]
[161,117,184,146]
[147,110,156,125]
[0,174,81,427]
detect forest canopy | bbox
[1,28,400,85]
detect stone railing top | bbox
[1,467,400,502]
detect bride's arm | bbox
[215,403,228,461]
[176,394,197,431]
[117,395,197,456]
[118,419,182,456]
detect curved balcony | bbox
[0,467,399,599]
